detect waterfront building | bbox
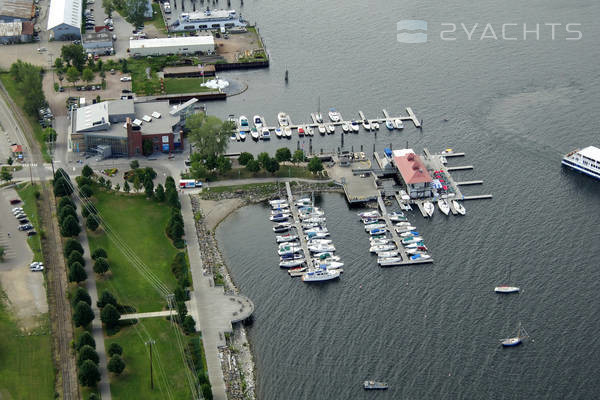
[129,35,215,57]
[47,0,81,40]
[392,149,433,198]
[0,0,34,23]
[169,8,247,32]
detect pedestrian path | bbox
[119,310,174,320]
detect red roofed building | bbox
[392,149,433,198]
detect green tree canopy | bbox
[245,159,260,173]
[61,215,81,237]
[97,290,118,309]
[293,149,305,163]
[183,315,196,334]
[68,262,87,283]
[77,345,99,366]
[59,196,75,210]
[73,301,94,327]
[91,248,107,260]
[107,342,123,357]
[58,205,77,222]
[216,155,232,174]
[257,152,270,169]
[78,359,101,387]
[64,238,84,257]
[61,44,86,71]
[143,175,154,198]
[67,250,84,267]
[9,61,46,116]
[123,180,130,193]
[76,331,96,350]
[125,0,149,27]
[107,354,126,375]
[187,114,235,160]
[42,127,57,143]
[238,152,253,166]
[79,184,93,198]
[275,148,292,162]
[93,257,109,274]
[129,160,139,169]
[82,68,94,83]
[66,66,80,84]
[54,176,74,197]
[81,164,93,177]
[86,215,99,231]
[265,158,280,174]
[100,303,121,328]
[154,184,165,202]
[72,287,91,306]
[308,156,324,173]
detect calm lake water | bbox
[214,0,600,398]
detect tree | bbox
[142,138,153,156]
[76,175,93,188]
[1,169,12,183]
[59,205,77,222]
[81,164,93,178]
[93,257,109,274]
[86,215,99,231]
[201,383,213,400]
[6,156,13,165]
[293,149,305,163]
[42,127,57,143]
[132,175,141,192]
[97,290,118,309]
[190,160,208,180]
[76,331,96,350]
[165,176,175,192]
[79,184,93,198]
[54,57,64,71]
[308,156,324,173]
[257,152,270,169]
[265,158,280,174]
[73,301,94,327]
[91,248,107,260]
[89,394,100,400]
[245,159,260,173]
[61,214,81,237]
[154,184,165,202]
[183,315,196,334]
[115,183,120,192]
[187,114,235,160]
[216,155,232,174]
[82,68,94,84]
[77,345,99,366]
[143,175,154,198]
[64,238,84,257]
[125,0,150,27]
[275,148,292,163]
[107,342,123,357]
[123,180,130,193]
[102,0,114,17]
[68,262,87,283]
[61,44,86,71]
[166,189,180,209]
[9,61,46,116]
[238,152,253,166]
[72,287,91,306]
[129,160,139,169]
[100,303,120,328]
[167,220,184,241]
[59,196,75,210]
[78,359,101,387]
[54,176,73,197]
[107,354,125,375]
[66,66,80,85]
[68,250,84,267]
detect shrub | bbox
[183,315,196,334]
[91,248,107,260]
[86,215,99,231]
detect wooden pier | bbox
[462,194,493,200]
[284,182,311,267]
[377,193,433,266]
[456,180,484,185]
[447,165,474,171]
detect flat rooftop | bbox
[129,35,214,49]
[0,0,33,20]
[133,101,179,135]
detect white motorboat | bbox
[305,126,314,136]
[271,203,289,211]
[308,244,336,253]
[371,121,379,130]
[328,108,341,122]
[307,238,333,246]
[362,119,371,131]
[253,115,264,129]
[385,120,395,130]
[303,217,326,224]
[305,227,328,234]
[388,211,405,221]
[239,115,250,130]
[423,201,435,217]
[358,211,380,219]
[315,112,323,123]
[279,259,305,268]
[395,225,416,233]
[396,221,412,226]
[277,112,290,127]
[369,228,387,236]
[400,231,419,237]
[284,126,292,138]
[288,266,307,277]
[305,232,329,240]
[410,254,431,261]
[270,213,290,222]
[365,223,386,232]
[562,146,600,180]
[452,200,466,215]
[278,246,302,256]
[378,257,403,267]
[238,130,246,141]
[437,199,450,215]
[271,207,289,215]
[313,261,344,270]
[369,238,390,246]
[495,286,520,294]
[326,124,335,134]
[369,244,396,253]
[318,125,327,135]
[313,252,340,261]
[405,242,425,249]
[273,223,292,233]
[296,197,311,205]
[394,118,404,129]
[250,128,260,140]
[301,268,340,282]
[377,250,399,258]
[341,122,349,133]
[280,253,304,261]
[276,234,298,243]
[402,236,423,245]
[302,222,322,229]
[275,128,283,138]
[350,120,360,132]
[406,249,427,256]
[261,128,271,140]
[269,199,287,206]
[297,126,305,137]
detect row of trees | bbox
[187,114,235,180]
[9,61,46,117]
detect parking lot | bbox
[0,187,47,331]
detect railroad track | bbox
[0,82,80,399]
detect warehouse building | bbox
[47,0,81,40]
[129,35,215,57]
[0,0,34,22]
[83,31,113,55]
[69,99,197,157]
[0,20,32,43]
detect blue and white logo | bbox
[397,20,428,43]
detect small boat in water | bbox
[315,112,323,123]
[369,244,396,253]
[273,222,292,233]
[275,128,283,138]
[277,112,290,127]
[305,126,314,136]
[371,121,379,130]
[313,252,340,261]
[288,266,307,277]
[253,115,264,129]
[410,253,431,261]
[308,243,336,253]
[364,223,386,232]
[250,128,260,140]
[405,242,425,249]
[261,128,271,140]
[239,115,249,130]
[284,126,292,138]
[394,118,404,129]
[350,120,360,132]
[307,238,333,246]
[495,286,520,294]
[385,120,395,130]
[305,227,328,234]
[452,200,466,215]
[501,323,529,347]
[326,124,335,134]
[402,236,423,245]
[328,108,341,122]
[358,210,380,219]
[341,122,349,133]
[318,125,327,135]
[276,234,298,243]
[423,201,435,217]
[280,253,303,261]
[370,238,390,246]
[279,259,305,268]
[301,268,340,282]
[395,225,416,233]
[400,231,419,237]
[269,213,289,222]
[363,381,388,390]
[378,257,403,267]
[362,119,371,131]
[369,228,387,236]
[377,250,399,258]
[437,199,450,215]
[297,126,305,137]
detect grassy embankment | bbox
[16,183,43,261]
[86,189,207,399]
[0,72,51,162]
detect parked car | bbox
[18,219,30,224]
[30,262,43,271]
[18,224,33,231]
[27,231,37,237]
[122,89,131,93]
[15,213,26,219]
[10,199,21,205]
[12,207,23,212]
[120,76,132,82]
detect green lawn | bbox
[0,73,51,162]
[87,190,179,312]
[147,3,167,33]
[105,318,197,400]
[16,183,43,262]
[219,166,326,181]
[163,78,217,95]
[0,291,54,400]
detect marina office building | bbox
[169,8,247,32]
[69,99,197,157]
[392,149,433,198]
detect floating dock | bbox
[456,180,484,186]
[447,165,474,171]
[284,182,311,262]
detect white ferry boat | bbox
[170,7,247,32]
[561,146,600,180]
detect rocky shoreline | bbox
[190,182,344,399]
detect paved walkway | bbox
[75,200,112,400]
[206,177,331,188]
[181,194,254,400]
[119,310,174,320]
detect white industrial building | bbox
[47,0,81,40]
[129,36,215,57]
